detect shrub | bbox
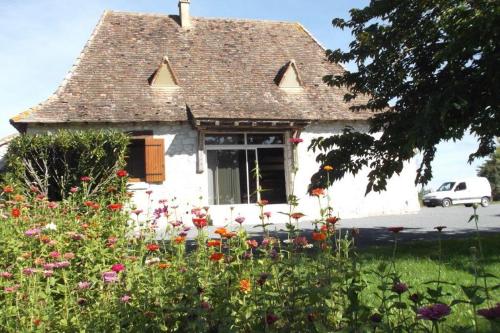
[3,130,129,200]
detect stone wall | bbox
[26,121,420,228]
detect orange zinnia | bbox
[323,165,334,171]
[158,263,171,269]
[311,188,325,197]
[312,232,327,241]
[215,228,228,237]
[174,236,186,244]
[209,252,224,261]
[239,279,251,293]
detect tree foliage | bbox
[477,138,500,200]
[310,0,499,193]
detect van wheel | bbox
[481,197,490,207]
[442,198,452,207]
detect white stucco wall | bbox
[26,121,419,228]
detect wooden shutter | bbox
[145,137,165,183]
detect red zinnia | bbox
[388,227,404,234]
[326,216,340,224]
[257,199,269,206]
[290,212,305,220]
[3,185,14,193]
[207,240,221,247]
[107,203,123,211]
[209,252,224,261]
[80,176,92,182]
[111,263,125,272]
[116,169,128,178]
[11,208,21,218]
[192,217,207,229]
[146,244,160,252]
[312,232,327,241]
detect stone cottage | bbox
[10,1,420,225]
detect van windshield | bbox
[437,182,455,192]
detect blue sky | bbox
[0,0,485,189]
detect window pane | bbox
[205,134,245,145]
[257,148,286,204]
[125,139,146,179]
[207,150,248,205]
[247,134,284,145]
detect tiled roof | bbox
[11,11,371,127]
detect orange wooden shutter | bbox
[145,137,165,183]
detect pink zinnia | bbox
[47,201,58,209]
[111,263,125,273]
[69,187,79,193]
[120,294,131,303]
[43,270,54,277]
[63,252,75,260]
[22,268,36,276]
[131,209,143,216]
[4,285,20,293]
[289,137,303,144]
[43,263,56,270]
[477,303,500,320]
[0,272,13,279]
[54,261,70,269]
[78,281,91,290]
[246,239,259,248]
[25,228,41,237]
[49,251,61,259]
[417,303,451,321]
[235,216,245,224]
[80,176,91,182]
[102,271,118,284]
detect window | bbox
[206,133,287,205]
[455,182,467,191]
[125,132,165,183]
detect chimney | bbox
[179,0,191,29]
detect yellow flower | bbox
[323,165,334,171]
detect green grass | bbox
[358,234,500,331]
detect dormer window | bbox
[150,56,179,89]
[275,59,303,91]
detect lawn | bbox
[359,234,500,332]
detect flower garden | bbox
[0,168,499,333]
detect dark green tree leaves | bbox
[311,0,499,194]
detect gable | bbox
[150,56,179,89]
[276,60,303,90]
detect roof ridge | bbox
[10,10,110,124]
[107,10,296,25]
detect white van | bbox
[423,177,492,208]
